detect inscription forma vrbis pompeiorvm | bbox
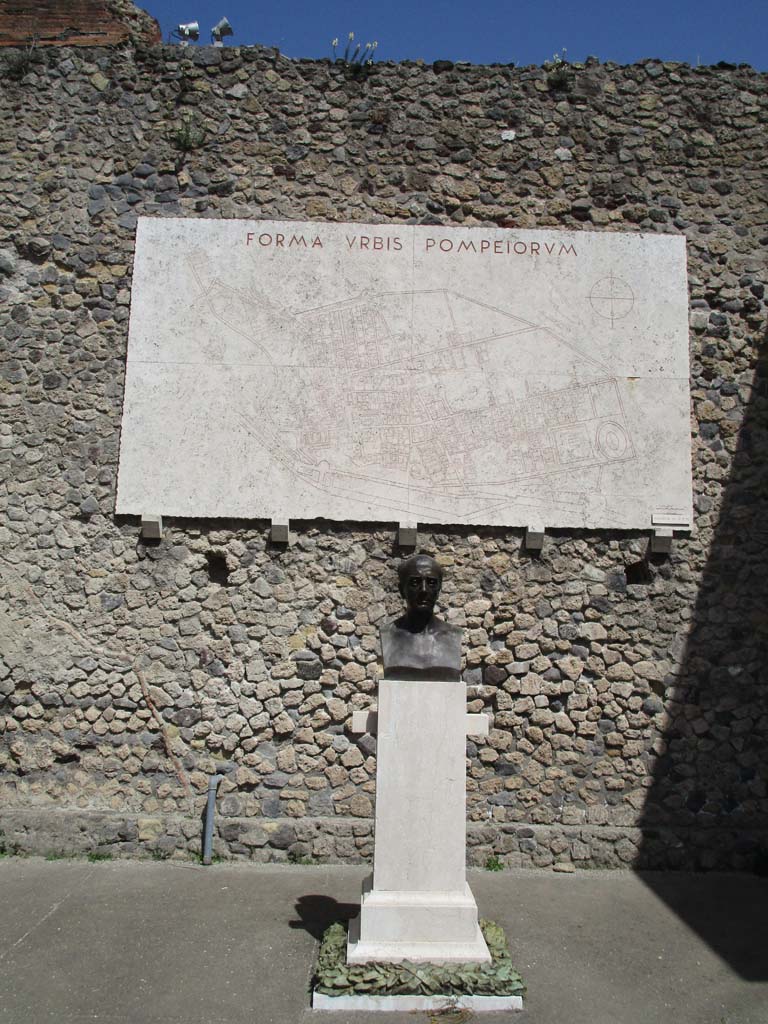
[116,219,693,530]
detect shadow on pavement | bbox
[637,871,768,982]
[289,894,358,940]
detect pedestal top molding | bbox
[117,218,692,530]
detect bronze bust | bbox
[380,553,462,681]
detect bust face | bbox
[400,559,442,616]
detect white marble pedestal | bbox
[347,678,490,964]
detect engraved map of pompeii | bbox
[116,219,693,530]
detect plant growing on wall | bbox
[331,32,378,78]
[544,47,572,91]
[2,36,40,81]
[170,113,206,153]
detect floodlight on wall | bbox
[211,16,233,46]
[171,21,200,46]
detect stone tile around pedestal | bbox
[312,992,523,1012]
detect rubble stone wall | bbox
[1,43,766,870]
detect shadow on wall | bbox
[636,338,768,980]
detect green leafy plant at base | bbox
[314,919,525,998]
[0,831,16,858]
[288,850,314,865]
[485,854,504,871]
[87,851,113,862]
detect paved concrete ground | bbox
[0,858,766,1024]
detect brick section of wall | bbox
[0,0,160,47]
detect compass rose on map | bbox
[589,273,634,326]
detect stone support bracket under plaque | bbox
[649,512,691,556]
[397,521,418,548]
[141,514,163,540]
[347,678,490,964]
[270,518,290,544]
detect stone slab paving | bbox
[0,860,766,1024]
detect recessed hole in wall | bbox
[206,550,230,585]
[625,559,652,585]
[685,790,706,813]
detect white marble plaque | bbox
[116,218,692,529]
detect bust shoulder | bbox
[380,614,462,681]
[382,615,461,638]
[429,618,462,639]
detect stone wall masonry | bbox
[0,43,766,871]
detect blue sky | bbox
[141,0,768,70]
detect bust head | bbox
[381,553,460,679]
[398,553,443,618]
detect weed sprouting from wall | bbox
[2,37,39,81]
[171,114,206,152]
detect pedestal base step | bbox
[347,913,491,964]
[347,877,491,962]
[312,991,523,1012]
